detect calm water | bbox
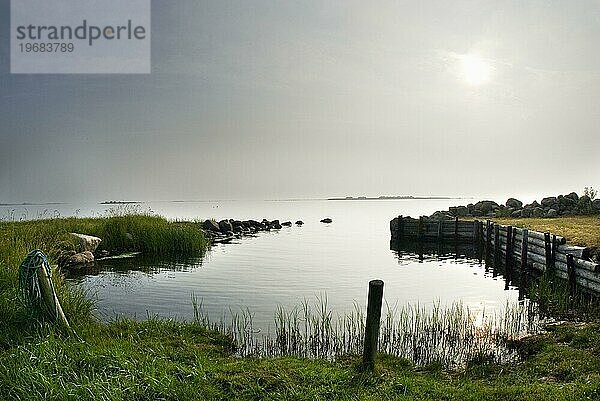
[3,199,522,330]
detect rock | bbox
[282,221,292,227]
[506,198,523,209]
[593,199,600,210]
[532,207,545,217]
[65,251,95,268]
[295,220,304,225]
[566,192,579,201]
[429,211,453,220]
[202,220,220,232]
[473,200,499,214]
[521,208,532,218]
[511,209,523,218]
[541,197,557,207]
[219,220,233,233]
[455,206,469,217]
[320,218,333,223]
[70,233,102,253]
[271,220,282,229]
[547,209,558,218]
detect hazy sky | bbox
[1,1,600,203]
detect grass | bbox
[2,213,600,399]
[492,215,600,252]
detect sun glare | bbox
[460,54,492,86]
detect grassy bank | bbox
[2,214,600,399]
[0,214,208,349]
[492,215,600,253]
[1,318,600,400]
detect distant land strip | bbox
[327,196,471,201]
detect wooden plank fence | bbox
[390,216,600,295]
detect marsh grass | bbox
[0,212,208,347]
[193,295,540,368]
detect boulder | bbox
[202,220,220,232]
[593,199,600,211]
[429,211,453,220]
[282,221,292,227]
[455,206,469,217]
[65,251,95,268]
[566,192,579,201]
[473,200,499,214]
[271,220,282,229]
[532,207,546,217]
[320,218,333,223]
[506,198,523,209]
[295,220,304,225]
[219,220,233,233]
[541,197,557,207]
[511,209,523,218]
[547,209,558,218]
[70,233,102,253]
[521,208,532,218]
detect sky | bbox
[1,0,600,203]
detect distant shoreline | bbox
[327,196,470,201]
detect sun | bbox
[459,54,492,86]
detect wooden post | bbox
[472,220,479,245]
[38,265,71,331]
[485,220,491,261]
[454,216,458,243]
[506,226,513,277]
[544,233,552,273]
[362,280,384,371]
[521,229,529,271]
[494,224,500,267]
[437,220,443,242]
[566,254,577,295]
[418,217,424,241]
[398,215,404,239]
[551,234,558,273]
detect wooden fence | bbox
[390,216,600,294]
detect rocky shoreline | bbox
[201,218,333,243]
[429,192,600,220]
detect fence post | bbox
[521,229,528,271]
[454,217,458,243]
[398,215,404,239]
[566,255,577,295]
[362,280,384,371]
[485,220,491,261]
[544,233,552,273]
[494,224,500,267]
[551,234,558,274]
[506,226,513,278]
[418,217,424,241]
[437,220,443,242]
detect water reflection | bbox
[390,239,537,302]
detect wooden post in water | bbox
[362,280,384,371]
[506,226,513,278]
[485,220,491,261]
[544,233,552,273]
[454,217,458,243]
[521,229,529,271]
[493,224,500,267]
[566,254,577,295]
[397,215,404,239]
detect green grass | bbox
[492,215,600,252]
[2,214,600,399]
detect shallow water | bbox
[33,199,525,330]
